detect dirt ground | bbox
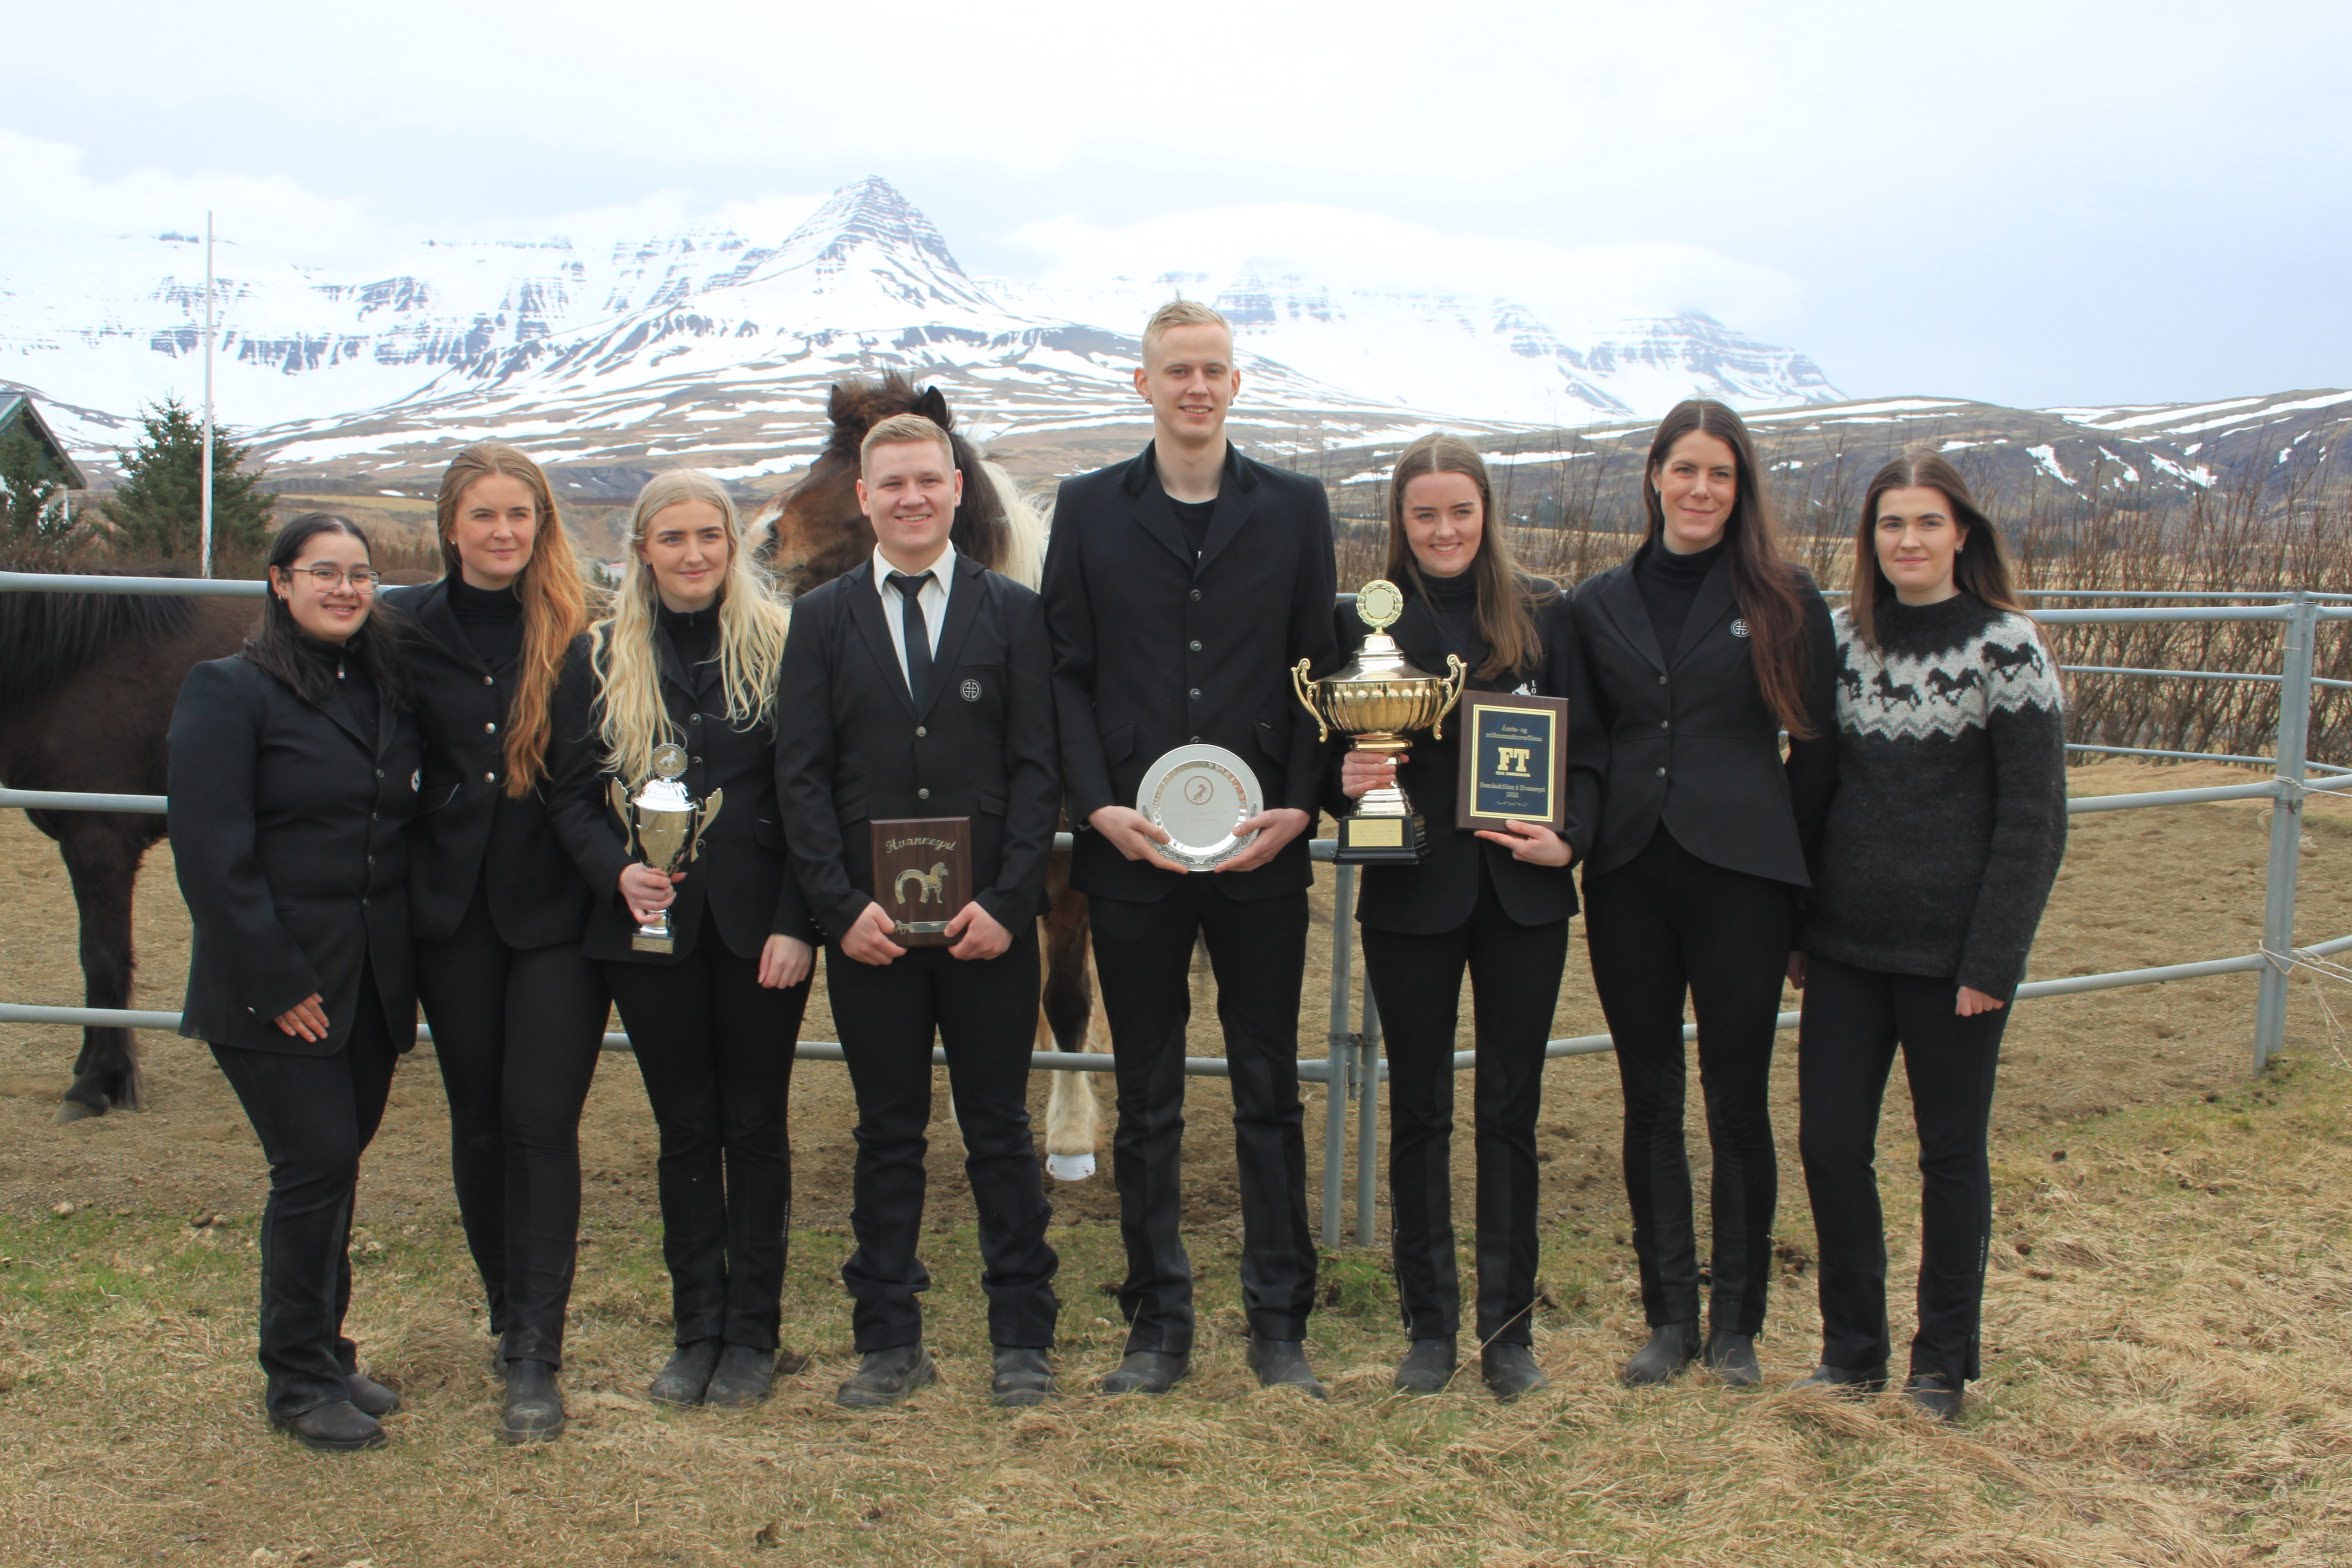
[3,758,2347,1252]
[5,760,2352,1567]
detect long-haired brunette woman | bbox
[548,470,815,1409]
[1570,399,1837,1388]
[383,442,601,1443]
[1791,453,2064,1420]
[1334,434,1603,1399]
[167,513,420,1451]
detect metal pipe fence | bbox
[2,573,2347,1249]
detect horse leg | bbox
[1039,891,1102,1182]
[56,821,150,1121]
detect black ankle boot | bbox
[271,1398,386,1452]
[648,1339,723,1407]
[1703,1329,1761,1388]
[1481,1343,1550,1401]
[501,1359,565,1443]
[1392,1338,1457,1394]
[1620,1322,1700,1387]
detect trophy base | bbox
[1334,811,1428,866]
[631,923,677,955]
[894,919,953,949]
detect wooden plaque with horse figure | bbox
[869,816,974,948]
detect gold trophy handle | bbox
[1291,658,1329,744]
[1429,655,1468,742]
[688,787,724,864]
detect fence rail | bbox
[3,572,2346,1247]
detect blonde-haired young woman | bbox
[549,470,816,1409]
[386,442,603,1444]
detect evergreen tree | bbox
[100,398,273,566]
[0,425,77,558]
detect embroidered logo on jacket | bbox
[1729,618,1750,639]
[960,677,982,702]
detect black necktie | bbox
[887,570,935,706]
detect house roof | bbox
[0,393,91,491]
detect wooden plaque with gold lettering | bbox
[1455,694,1569,833]
[869,816,974,947]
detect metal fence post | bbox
[2254,592,2318,1073]
[1321,863,1357,1244]
[1356,968,1382,1249]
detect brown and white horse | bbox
[755,374,1103,1180]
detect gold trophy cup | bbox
[1292,579,1467,865]
[608,742,723,953]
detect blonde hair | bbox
[1142,298,1232,361]
[859,412,954,472]
[590,470,790,786]
[434,442,590,796]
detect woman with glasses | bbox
[548,470,815,1409]
[167,513,420,1451]
[384,443,601,1443]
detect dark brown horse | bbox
[758,374,1045,598]
[757,374,1101,1178]
[0,575,254,1118]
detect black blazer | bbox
[1571,546,1837,886]
[1042,441,1338,904]
[546,627,816,966]
[1333,580,1605,935]
[774,554,1059,941]
[383,580,590,949]
[166,654,420,1056]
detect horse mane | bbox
[767,373,1016,584]
[0,574,199,726]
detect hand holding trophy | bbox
[1292,579,1466,864]
[607,742,723,953]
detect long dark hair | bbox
[1383,433,1550,681]
[434,442,588,796]
[1641,399,1815,738]
[243,513,411,710]
[1848,451,2024,649]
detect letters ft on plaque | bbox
[1455,694,1570,834]
[869,817,973,948]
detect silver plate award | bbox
[1137,743,1264,871]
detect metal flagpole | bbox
[199,211,215,578]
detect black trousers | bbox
[827,925,1059,1353]
[1584,827,1793,1336]
[1362,874,1566,1348]
[603,941,808,1352]
[414,890,608,1367]
[1090,880,1317,1354]
[1798,955,2008,1383]
[211,974,400,1420]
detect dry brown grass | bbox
[2,763,2351,1565]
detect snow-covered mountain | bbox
[0,177,1846,492]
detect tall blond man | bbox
[1040,302,1338,1396]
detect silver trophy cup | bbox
[608,743,722,954]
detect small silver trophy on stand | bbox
[608,742,722,953]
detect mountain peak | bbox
[778,176,967,279]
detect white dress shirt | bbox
[872,540,955,693]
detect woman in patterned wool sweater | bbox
[1790,451,2066,1421]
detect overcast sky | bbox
[8,0,2346,410]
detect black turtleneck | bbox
[1635,537,1725,658]
[447,576,524,671]
[658,601,719,672]
[1416,568,1485,669]
[296,633,378,735]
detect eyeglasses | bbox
[291,565,382,592]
